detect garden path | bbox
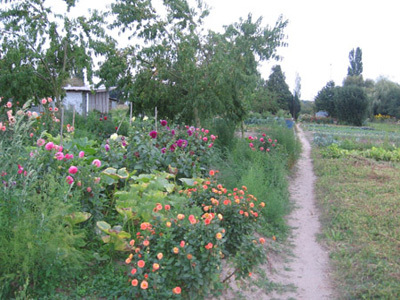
[214,123,334,299]
[264,123,334,299]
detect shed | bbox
[63,85,117,115]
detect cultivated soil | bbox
[215,124,334,300]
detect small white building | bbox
[63,85,117,115]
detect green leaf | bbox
[96,221,111,233]
[64,211,91,226]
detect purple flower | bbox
[160,120,167,127]
[176,139,188,148]
[187,129,193,136]
[104,144,110,151]
[161,147,166,153]
[170,144,177,152]
[149,130,158,139]
[171,129,176,136]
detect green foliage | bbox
[0,0,112,106]
[314,81,336,117]
[266,65,293,112]
[334,85,368,126]
[347,47,363,76]
[97,1,288,128]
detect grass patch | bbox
[215,124,300,238]
[313,152,400,298]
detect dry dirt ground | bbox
[213,124,334,300]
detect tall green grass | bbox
[215,124,300,237]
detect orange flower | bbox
[140,280,148,290]
[131,268,137,275]
[164,204,171,210]
[140,222,150,230]
[259,238,266,244]
[143,240,150,247]
[157,252,163,260]
[209,170,215,176]
[173,286,182,294]
[125,258,132,264]
[249,202,254,208]
[272,235,276,241]
[202,185,208,190]
[153,263,160,271]
[131,279,138,286]
[138,260,145,268]
[173,247,179,254]
[166,221,172,227]
[217,214,223,220]
[129,239,135,246]
[189,215,196,224]
[180,240,186,248]
[239,210,244,215]
[205,242,213,250]
[204,218,211,225]
[177,214,185,220]
[156,203,163,211]
[187,254,193,260]
[223,199,230,205]
[260,202,265,207]
[216,232,222,240]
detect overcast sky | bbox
[63,0,400,100]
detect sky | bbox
[60,0,400,100]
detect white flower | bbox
[143,116,148,121]
[131,117,136,122]
[110,133,118,140]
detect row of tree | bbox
[315,47,400,125]
[0,0,302,128]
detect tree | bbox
[265,65,292,112]
[347,47,363,76]
[372,77,400,118]
[0,0,112,106]
[314,81,336,117]
[334,85,368,126]
[289,73,301,119]
[98,0,288,127]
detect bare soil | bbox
[214,124,334,299]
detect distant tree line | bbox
[314,47,400,126]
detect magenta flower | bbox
[68,166,78,174]
[65,153,74,160]
[104,144,110,151]
[37,139,45,147]
[170,144,177,152]
[187,129,193,136]
[79,151,85,158]
[249,143,254,148]
[176,139,188,148]
[202,137,208,142]
[211,134,216,141]
[66,175,74,185]
[92,159,101,168]
[259,138,264,143]
[149,130,157,139]
[208,143,213,148]
[45,142,55,151]
[161,147,166,153]
[160,120,167,127]
[55,152,64,161]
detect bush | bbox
[335,85,368,126]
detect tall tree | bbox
[314,81,336,117]
[335,85,368,126]
[0,0,112,106]
[347,47,363,76]
[98,0,288,127]
[266,65,292,112]
[289,72,301,119]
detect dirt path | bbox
[212,124,334,299]
[265,123,334,300]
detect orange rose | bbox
[216,232,223,240]
[173,247,179,254]
[157,252,163,260]
[131,279,138,286]
[173,286,182,294]
[140,280,148,290]
[137,260,145,268]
